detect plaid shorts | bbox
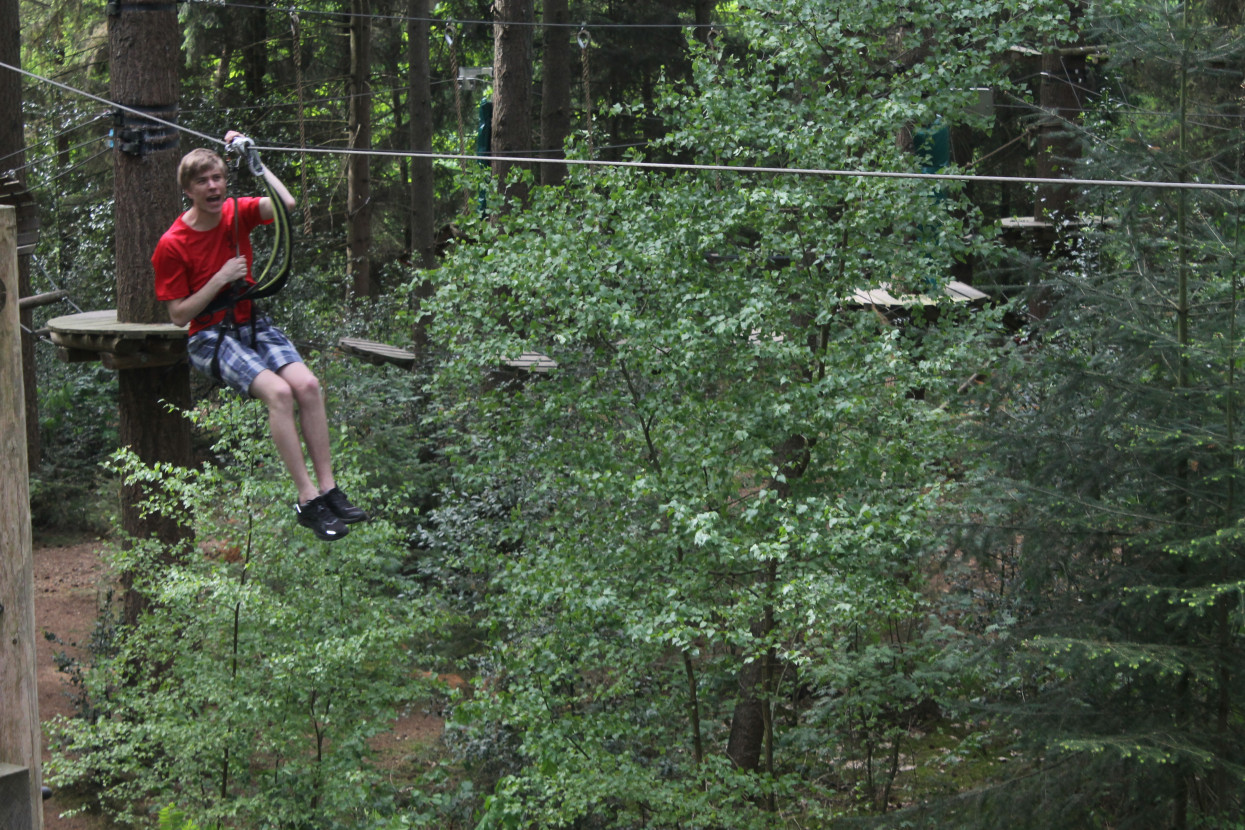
[187,316,303,395]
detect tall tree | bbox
[491,0,533,206]
[408,0,436,352]
[1033,0,1089,221]
[240,0,268,99]
[950,0,1245,826]
[540,0,571,186]
[347,0,373,297]
[425,0,1068,825]
[109,0,193,627]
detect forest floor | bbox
[32,531,445,829]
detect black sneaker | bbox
[321,486,368,523]
[295,495,350,541]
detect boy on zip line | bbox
[152,129,366,542]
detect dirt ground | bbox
[33,535,109,830]
[31,534,443,829]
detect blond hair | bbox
[178,148,226,191]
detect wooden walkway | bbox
[339,337,557,375]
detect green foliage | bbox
[950,0,1245,826]
[157,804,200,830]
[46,383,449,828]
[24,0,1228,825]
[29,362,119,533]
[415,0,1075,825]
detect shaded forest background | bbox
[8,0,1245,827]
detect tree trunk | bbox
[727,435,809,774]
[1034,2,1087,221]
[241,0,268,99]
[491,0,534,207]
[693,0,715,42]
[110,0,193,626]
[110,0,180,325]
[118,368,193,627]
[0,0,38,469]
[726,625,766,771]
[408,0,436,353]
[215,40,233,106]
[540,0,571,186]
[347,0,373,298]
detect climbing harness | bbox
[200,137,293,315]
[196,136,295,383]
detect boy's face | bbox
[183,164,228,215]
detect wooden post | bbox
[1,0,40,470]
[0,205,43,830]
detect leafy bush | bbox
[46,380,449,828]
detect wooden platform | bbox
[0,173,39,256]
[45,310,187,370]
[999,215,1112,231]
[338,337,557,375]
[850,280,988,308]
[503,352,557,373]
[338,337,417,369]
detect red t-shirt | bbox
[152,197,272,335]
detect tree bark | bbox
[693,0,715,44]
[118,367,193,627]
[408,0,436,353]
[110,0,193,627]
[491,0,534,207]
[540,0,571,186]
[110,0,180,325]
[1034,1,1087,221]
[0,204,43,830]
[347,0,373,298]
[241,0,268,99]
[726,624,766,771]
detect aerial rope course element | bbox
[196,135,294,382]
[181,0,739,30]
[0,59,1243,194]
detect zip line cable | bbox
[4,136,112,177]
[40,148,113,184]
[0,60,221,147]
[5,58,1245,194]
[0,116,108,168]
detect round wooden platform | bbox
[45,310,187,370]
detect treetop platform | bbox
[338,337,558,375]
[45,310,186,371]
[849,280,988,308]
[338,337,417,369]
